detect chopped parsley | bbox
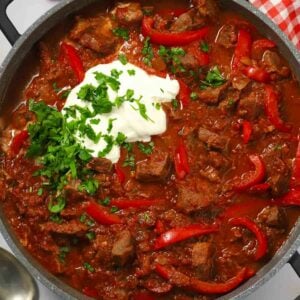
[190,92,198,101]
[112,27,129,41]
[110,206,119,213]
[127,69,136,76]
[158,46,186,73]
[78,178,99,195]
[86,231,96,240]
[123,154,135,168]
[200,41,210,53]
[101,197,111,206]
[59,246,70,263]
[200,66,226,89]
[115,132,127,145]
[131,98,153,122]
[142,37,154,66]
[138,141,154,155]
[98,135,114,158]
[52,82,62,93]
[118,53,128,65]
[171,99,179,110]
[107,118,117,133]
[48,196,66,213]
[37,188,43,196]
[83,262,95,273]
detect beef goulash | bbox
[0,0,300,299]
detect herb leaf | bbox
[112,27,129,41]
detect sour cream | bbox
[63,60,179,163]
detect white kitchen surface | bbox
[0,1,299,299]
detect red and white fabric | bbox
[249,0,300,50]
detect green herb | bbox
[48,196,66,213]
[171,99,179,110]
[142,37,154,66]
[200,41,210,53]
[190,92,198,101]
[50,214,62,224]
[131,98,153,122]
[154,103,161,110]
[107,118,117,133]
[118,53,128,65]
[80,214,87,223]
[138,141,154,155]
[59,246,70,262]
[142,7,154,16]
[123,154,135,168]
[112,27,129,41]
[101,197,111,206]
[123,142,133,152]
[95,72,120,92]
[83,262,95,273]
[61,90,71,99]
[52,82,62,93]
[86,231,96,240]
[111,69,123,78]
[200,66,226,89]
[115,132,127,145]
[158,46,186,73]
[127,69,136,76]
[90,118,100,125]
[37,188,43,196]
[227,98,234,107]
[110,206,119,213]
[98,135,114,157]
[78,178,99,195]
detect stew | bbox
[0,0,300,299]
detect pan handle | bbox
[0,0,20,45]
[289,251,300,277]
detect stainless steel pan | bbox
[0,0,299,299]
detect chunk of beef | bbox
[199,165,221,183]
[40,220,88,235]
[262,149,290,197]
[197,82,229,105]
[112,2,143,26]
[232,75,251,91]
[208,151,230,170]
[198,128,229,151]
[112,230,134,266]
[136,152,172,182]
[70,17,117,54]
[237,85,265,120]
[216,24,237,48]
[191,242,214,279]
[262,50,290,78]
[169,9,205,32]
[87,157,113,173]
[256,206,286,228]
[179,53,199,69]
[218,88,241,113]
[193,0,219,18]
[176,186,213,213]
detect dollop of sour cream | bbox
[63,60,179,163]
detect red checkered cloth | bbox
[249,0,300,50]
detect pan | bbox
[0,0,299,299]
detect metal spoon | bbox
[0,247,39,300]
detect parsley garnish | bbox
[86,231,96,240]
[158,46,186,73]
[37,188,43,196]
[171,99,179,110]
[200,41,210,53]
[52,82,62,93]
[190,92,198,101]
[98,135,114,157]
[142,37,154,66]
[131,98,153,122]
[48,196,66,213]
[118,53,128,65]
[101,197,111,206]
[110,206,119,213]
[127,69,136,76]
[123,154,135,168]
[83,262,95,273]
[107,118,117,133]
[112,27,129,41]
[200,66,226,89]
[138,142,154,155]
[59,246,70,263]
[78,178,99,195]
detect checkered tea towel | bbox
[249,0,300,50]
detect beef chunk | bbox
[216,24,237,48]
[112,230,134,266]
[208,151,230,170]
[198,128,229,151]
[40,220,88,235]
[256,206,286,228]
[197,82,229,105]
[170,9,205,32]
[87,157,113,173]
[237,85,265,120]
[262,50,290,78]
[70,17,117,54]
[199,165,221,183]
[191,242,214,279]
[112,2,143,26]
[176,186,213,213]
[193,0,219,18]
[262,149,290,197]
[136,152,172,182]
[179,53,199,69]
[232,75,251,91]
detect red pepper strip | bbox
[275,187,300,206]
[174,138,190,179]
[86,202,123,225]
[233,155,266,192]
[82,287,99,298]
[158,8,188,18]
[242,120,252,144]
[290,135,300,188]
[110,199,163,209]
[232,29,252,71]
[155,264,255,294]
[155,220,165,234]
[229,217,268,260]
[252,39,276,50]
[114,163,126,184]
[178,79,191,107]
[10,130,29,155]
[249,183,271,193]
[264,85,292,133]
[154,224,218,250]
[60,42,84,83]
[242,66,270,83]
[142,16,209,46]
